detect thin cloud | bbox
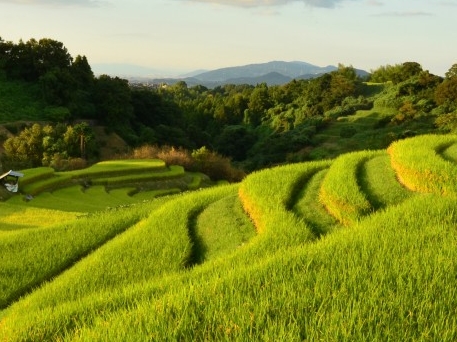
[438,1,457,6]
[373,11,433,17]
[0,0,108,7]
[180,0,354,9]
[366,0,383,6]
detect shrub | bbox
[129,145,245,182]
[340,125,357,138]
[157,147,194,171]
[191,147,245,182]
[67,158,88,171]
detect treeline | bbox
[2,122,96,170]
[1,36,457,172]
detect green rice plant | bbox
[5,193,457,341]
[358,153,415,209]
[439,143,457,163]
[0,205,148,309]
[7,149,457,341]
[192,194,256,262]
[107,187,138,198]
[292,168,340,236]
[438,141,457,163]
[132,188,182,201]
[20,173,73,195]
[319,150,383,225]
[187,173,202,190]
[8,186,114,213]
[91,165,185,186]
[239,160,330,246]
[61,159,167,179]
[0,186,237,337]
[388,134,457,195]
[16,160,169,196]
[0,202,78,230]
[17,167,54,187]
[36,185,149,212]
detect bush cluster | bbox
[129,145,245,182]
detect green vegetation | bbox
[19,160,175,196]
[0,206,145,308]
[319,150,382,225]
[2,35,456,172]
[4,35,457,340]
[388,134,457,195]
[2,134,457,340]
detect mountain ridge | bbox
[123,61,370,87]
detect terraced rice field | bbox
[2,134,457,340]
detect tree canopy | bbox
[1,36,456,172]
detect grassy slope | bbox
[2,131,457,339]
[310,83,437,160]
[3,160,213,212]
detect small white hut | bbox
[0,170,24,193]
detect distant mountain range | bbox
[96,61,370,88]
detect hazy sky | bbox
[1,0,456,77]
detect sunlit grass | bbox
[292,168,339,236]
[388,134,457,195]
[359,153,414,209]
[319,150,382,225]
[0,205,149,309]
[0,202,79,230]
[3,135,457,340]
[193,194,256,262]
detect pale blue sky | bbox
[1,0,456,77]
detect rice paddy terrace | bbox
[2,134,457,341]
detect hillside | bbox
[137,61,370,87]
[1,134,457,340]
[1,38,455,176]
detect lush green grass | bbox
[439,141,457,163]
[359,153,414,209]
[388,134,457,195]
[0,205,148,309]
[239,160,330,245]
[18,160,170,195]
[6,185,130,212]
[3,186,457,341]
[3,134,457,340]
[62,159,166,178]
[319,150,383,225]
[193,194,256,262]
[18,167,55,187]
[0,202,79,230]
[292,168,339,236]
[91,165,184,186]
[8,160,208,212]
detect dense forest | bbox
[1,36,457,173]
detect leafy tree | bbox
[39,67,74,105]
[63,122,96,159]
[131,89,169,127]
[3,123,97,168]
[3,38,72,82]
[244,83,272,126]
[93,75,134,127]
[435,77,457,109]
[33,38,73,77]
[214,125,256,161]
[370,62,423,84]
[445,63,457,79]
[3,123,44,166]
[70,55,94,87]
